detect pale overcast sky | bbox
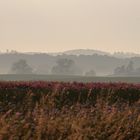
[0,0,140,53]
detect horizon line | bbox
[0,49,140,55]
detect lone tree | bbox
[11,59,33,74]
[51,58,77,75]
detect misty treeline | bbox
[9,58,96,76]
[1,52,140,76]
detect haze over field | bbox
[1,1,140,139]
[0,0,140,78]
[0,0,140,53]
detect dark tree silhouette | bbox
[51,58,77,75]
[114,61,135,76]
[114,65,125,75]
[126,61,134,74]
[11,59,33,74]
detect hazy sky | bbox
[0,0,140,53]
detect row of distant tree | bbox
[10,58,139,76]
[10,58,96,76]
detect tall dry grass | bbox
[0,88,140,140]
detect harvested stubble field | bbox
[0,81,140,140]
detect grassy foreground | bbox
[0,82,140,140]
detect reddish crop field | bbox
[0,81,140,139]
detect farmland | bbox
[1,74,140,83]
[0,81,140,139]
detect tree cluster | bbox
[114,61,140,76]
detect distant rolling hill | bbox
[49,49,140,58]
[62,49,110,56]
